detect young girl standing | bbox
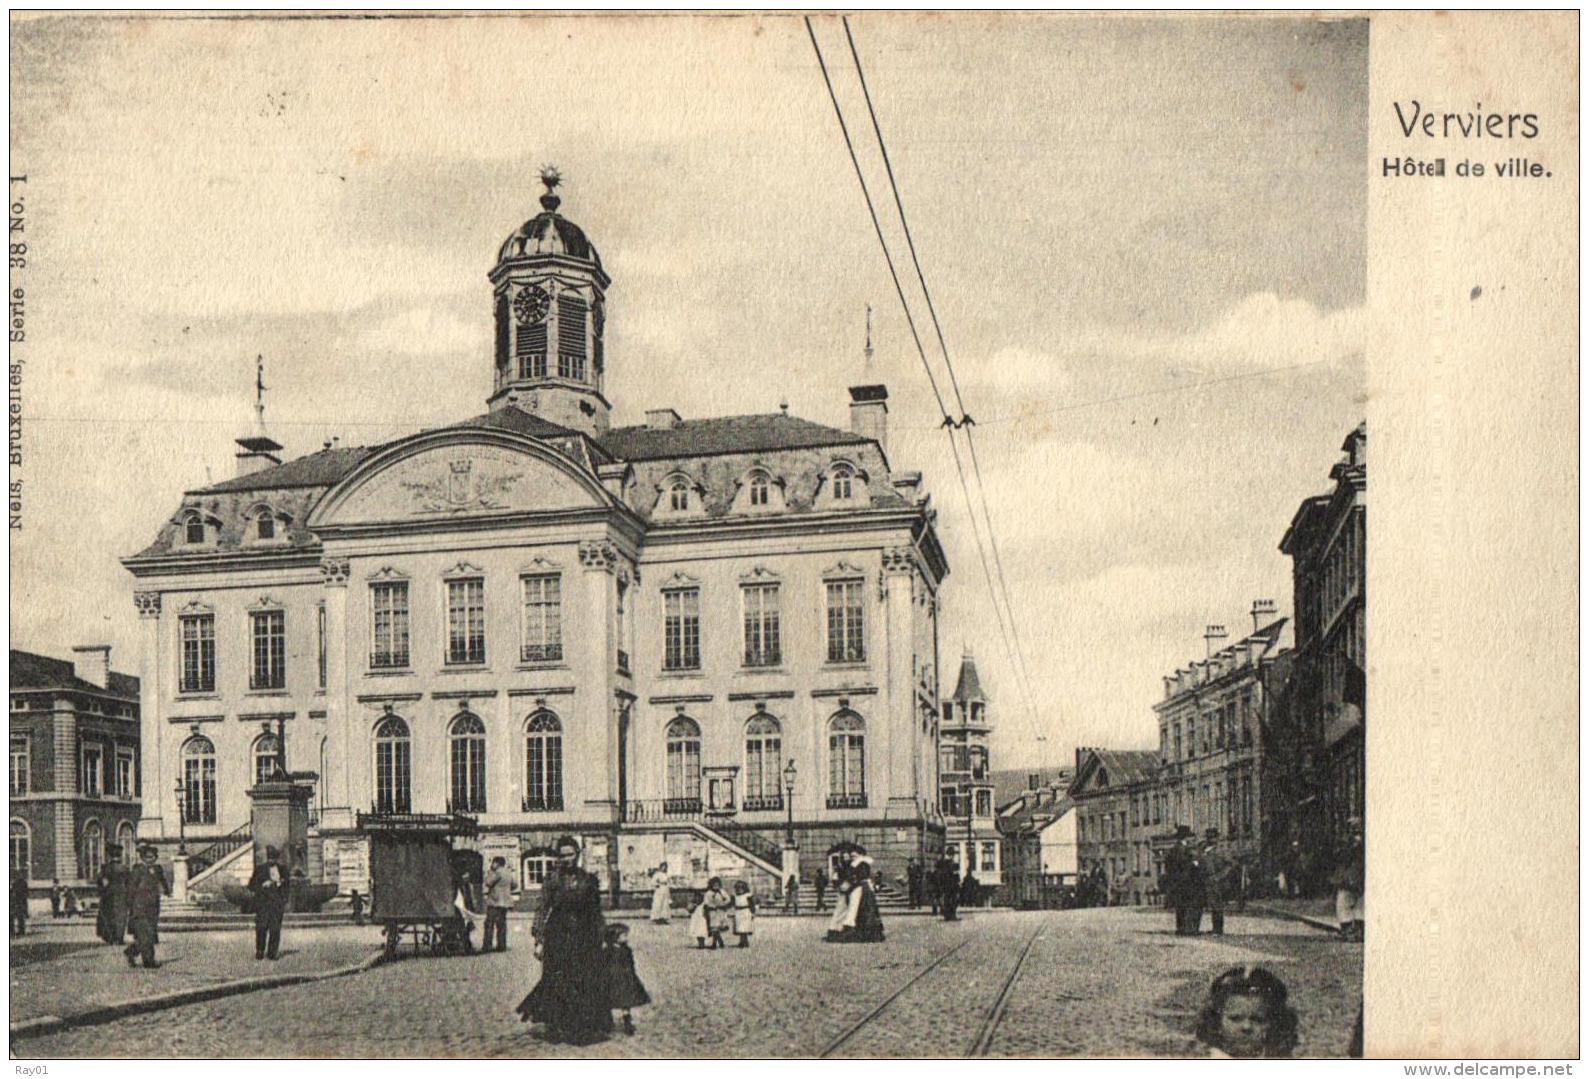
[730,880,757,948]
[604,923,649,1034]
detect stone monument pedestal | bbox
[247,775,316,875]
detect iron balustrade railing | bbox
[186,820,252,877]
[521,643,563,664]
[826,793,868,810]
[742,648,781,669]
[622,799,703,823]
[521,795,564,813]
[714,824,785,867]
[740,794,784,812]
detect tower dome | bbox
[487,167,612,436]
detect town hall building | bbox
[123,173,951,902]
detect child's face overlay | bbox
[1219,994,1272,1057]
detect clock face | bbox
[513,285,551,327]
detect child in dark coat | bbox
[604,923,650,1035]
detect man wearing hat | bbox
[95,843,129,945]
[1161,826,1198,935]
[248,845,289,960]
[124,844,170,968]
[1199,829,1230,936]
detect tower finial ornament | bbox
[254,354,267,434]
[538,164,563,212]
[863,303,874,371]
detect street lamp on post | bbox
[172,777,187,855]
[783,759,798,847]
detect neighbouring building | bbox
[122,173,952,904]
[938,650,1000,888]
[10,647,141,905]
[1153,610,1288,884]
[1070,748,1161,906]
[995,769,1076,909]
[1279,422,1366,874]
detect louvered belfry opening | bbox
[557,293,587,381]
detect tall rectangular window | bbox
[825,579,865,663]
[741,583,781,667]
[179,614,215,693]
[663,588,701,671]
[370,581,410,669]
[317,602,327,689]
[446,579,486,665]
[9,735,28,796]
[81,746,102,797]
[520,574,563,663]
[250,610,286,690]
[115,750,135,798]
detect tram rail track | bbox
[818,922,1047,1059]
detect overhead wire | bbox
[841,18,1047,760]
[805,16,1049,763]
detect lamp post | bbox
[782,759,797,848]
[172,776,187,855]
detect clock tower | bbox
[487,167,611,436]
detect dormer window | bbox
[832,465,854,500]
[669,481,689,512]
[246,504,290,545]
[183,513,206,545]
[749,473,770,507]
[256,508,276,541]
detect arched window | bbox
[182,512,206,546]
[181,735,217,824]
[668,480,689,513]
[743,714,782,808]
[256,507,276,541]
[80,819,104,879]
[450,712,487,813]
[524,711,563,812]
[115,821,135,862]
[748,471,770,507]
[521,848,558,890]
[827,711,866,807]
[10,820,30,879]
[831,464,854,500]
[252,733,281,786]
[665,717,702,808]
[373,715,411,815]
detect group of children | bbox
[686,878,757,949]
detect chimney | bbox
[645,408,682,430]
[1028,772,1041,790]
[1251,599,1278,632]
[1204,624,1228,660]
[72,644,111,690]
[848,384,889,456]
[235,435,283,478]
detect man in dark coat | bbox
[935,857,960,921]
[517,835,610,1045]
[248,845,289,960]
[812,866,828,912]
[959,869,981,910]
[906,858,923,909]
[124,844,170,967]
[1161,827,1197,935]
[10,868,28,936]
[1199,830,1229,935]
[95,844,129,944]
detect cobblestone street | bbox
[17,907,1360,1058]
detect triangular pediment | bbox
[308,430,611,530]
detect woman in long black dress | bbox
[516,835,612,1044]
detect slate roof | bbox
[1072,748,1160,794]
[10,649,140,701]
[597,414,871,462]
[192,446,376,495]
[950,652,988,704]
[991,767,1072,810]
[995,786,1075,837]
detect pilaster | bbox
[318,558,353,830]
[882,546,917,813]
[578,539,618,816]
[134,590,164,838]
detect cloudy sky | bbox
[10,14,1366,768]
